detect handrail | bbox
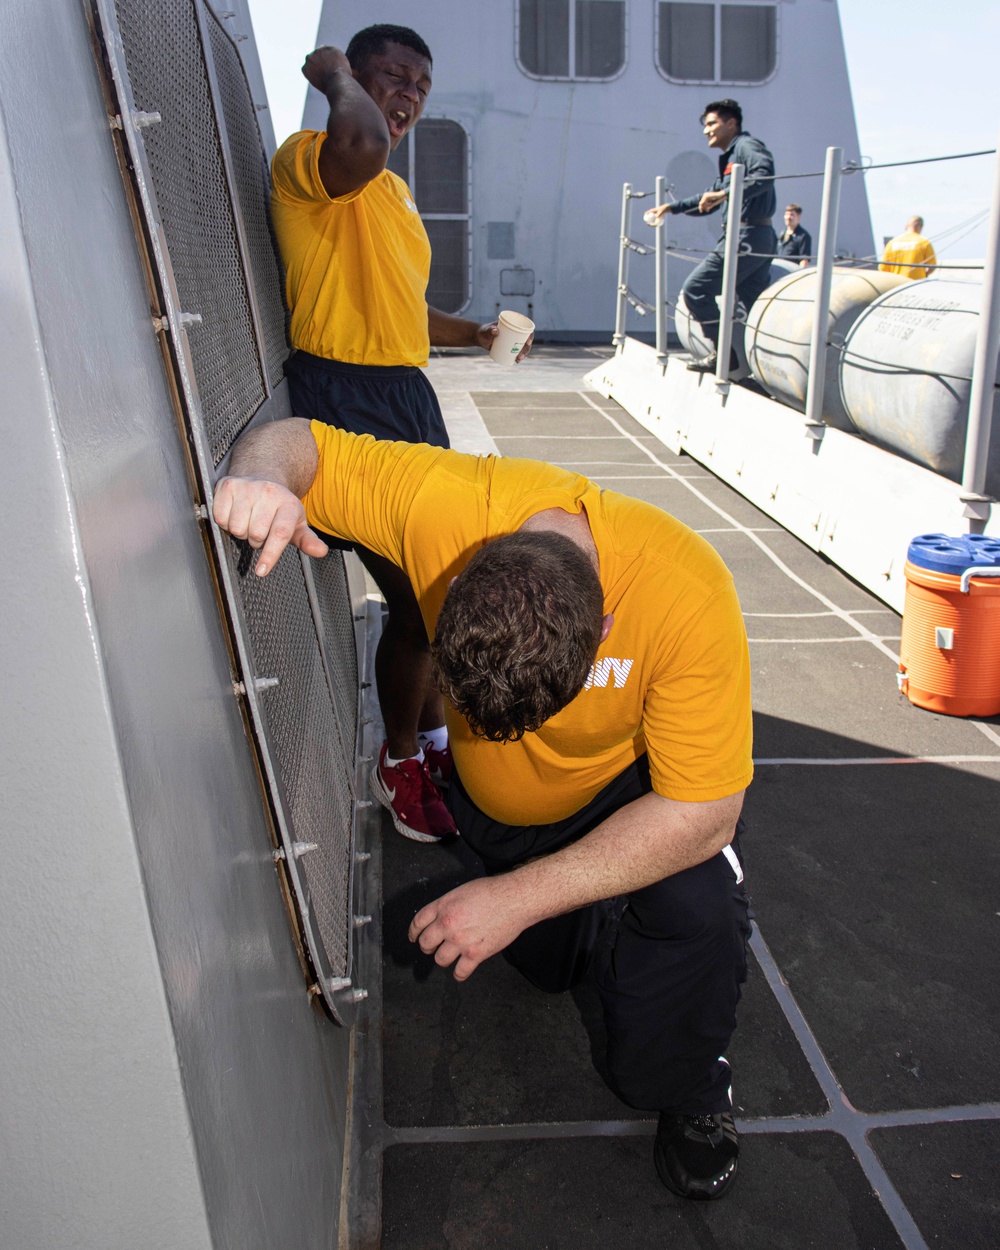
[960,567,1000,593]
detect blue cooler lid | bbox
[907,533,1000,575]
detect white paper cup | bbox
[490,310,535,365]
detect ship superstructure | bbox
[310,0,873,334]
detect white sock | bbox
[417,726,449,753]
[385,747,424,769]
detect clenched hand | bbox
[408,875,537,981]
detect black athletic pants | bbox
[682,224,777,348]
[448,756,752,1115]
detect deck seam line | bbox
[745,609,895,617]
[748,635,901,643]
[580,393,904,665]
[754,754,1000,765]
[382,1098,1000,1147]
[973,721,1000,748]
[748,929,930,1249]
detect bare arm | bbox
[409,787,744,980]
[428,306,533,362]
[212,418,328,576]
[302,46,390,198]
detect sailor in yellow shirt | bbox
[879,215,937,279]
[271,26,533,846]
[214,418,753,1201]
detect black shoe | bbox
[654,1111,739,1200]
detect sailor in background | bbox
[879,216,937,279]
[776,203,812,267]
[270,25,532,846]
[647,98,776,377]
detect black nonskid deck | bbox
[355,352,1000,1250]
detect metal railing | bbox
[611,139,1000,530]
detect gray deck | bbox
[359,348,1000,1250]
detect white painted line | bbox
[973,720,1000,750]
[494,433,639,439]
[748,636,901,644]
[748,930,931,1250]
[754,755,1000,766]
[547,461,688,468]
[744,610,896,618]
[581,393,904,665]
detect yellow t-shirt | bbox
[304,423,754,825]
[879,232,937,280]
[270,131,431,365]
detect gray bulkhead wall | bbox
[0,2,352,1248]
[312,0,872,336]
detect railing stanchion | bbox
[655,174,667,362]
[715,162,744,391]
[804,146,843,433]
[613,182,631,351]
[961,124,1000,528]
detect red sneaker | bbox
[371,744,457,843]
[423,742,454,789]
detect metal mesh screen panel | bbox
[228,542,354,976]
[114,0,264,463]
[311,554,360,759]
[206,13,289,390]
[103,0,364,999]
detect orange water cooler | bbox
[899,534,1000,717]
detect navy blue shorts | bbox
[285,352,449,552]
[284,351,449,447]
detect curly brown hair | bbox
[432,531,605,742]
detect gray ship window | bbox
[387,119,471,313]
[657,2,777,84]
[518,0,626,81]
